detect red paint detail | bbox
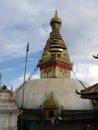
[40,61,72,71]
[55,62,72,70]
[40,63,53,70]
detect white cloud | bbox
[72,63,98,85]
[10,73,40,90]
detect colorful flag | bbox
[26,42,29,52]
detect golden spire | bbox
[37,11,73,79]
[54,10,58,17]
[45,92,58,108]
[50,10,62,27]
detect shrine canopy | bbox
[76,83,98,100]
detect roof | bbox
[81,83,98,94]
[76,83,98,99]
[0,85,10,92]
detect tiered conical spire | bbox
[45,10,66,53]
[37,11,73,78]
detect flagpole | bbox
[0,73,2,86]
[21,43,29,130]
[22,42,29,108]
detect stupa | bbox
[14,11,94,130]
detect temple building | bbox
[76,83,98,129]
[0,84,19,130]
[76,83,98,102]
[14,11,96,130]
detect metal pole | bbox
[21,50,29,108]
[0,73,2,86]
[93,54,98,128]
[20,43,29,130]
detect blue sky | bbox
[0,0,98,89]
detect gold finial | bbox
[54,10,58,17]
[51,91,54,97]
[8,90,13,102]
[50,10,62,27]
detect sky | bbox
[0,0,98,89]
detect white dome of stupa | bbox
[14,78,93,110]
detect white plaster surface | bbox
[14,78,93,110]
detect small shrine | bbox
[0,84,19,130]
